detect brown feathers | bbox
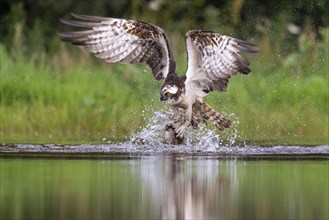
[58,13,176,80]
[185,30,257,92]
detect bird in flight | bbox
[58,13,257,138]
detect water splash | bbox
[125,110,242,151]
[128,111,167,147]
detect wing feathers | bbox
[58,14,176,80]
[59,18,102,28]
[70,13,112,21]
[185,30,257,93]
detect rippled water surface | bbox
[1,143,328,220]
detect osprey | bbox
[58,13,257,138]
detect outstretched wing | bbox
[58,13,176,80]
[185,30,257,93]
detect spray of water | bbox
[125,110,243,151]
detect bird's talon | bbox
[175,125,187,138]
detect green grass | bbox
[212,72,328,145]
[0,38,328,145]
[0,44,163,143]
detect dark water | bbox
[0,144,328,220]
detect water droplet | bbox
[124,109,242,152]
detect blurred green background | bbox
[0,0,328,145]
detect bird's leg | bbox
[165,107,181,130]
[176,105,192,138]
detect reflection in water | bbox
[140,157,236,219]
[0,157,328,219]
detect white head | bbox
[163,85,178,94]
[160,84,182,105]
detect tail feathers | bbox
[203,102,233,131]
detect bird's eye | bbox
[165,92,171,97]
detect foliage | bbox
[0,0,328,144]
[1,0,328,55]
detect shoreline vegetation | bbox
[0,1,328,145]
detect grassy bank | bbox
[0,30,328,145]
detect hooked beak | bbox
[160,93,167,101]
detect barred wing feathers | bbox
[185,30,257,92]
[58,13,175,80]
